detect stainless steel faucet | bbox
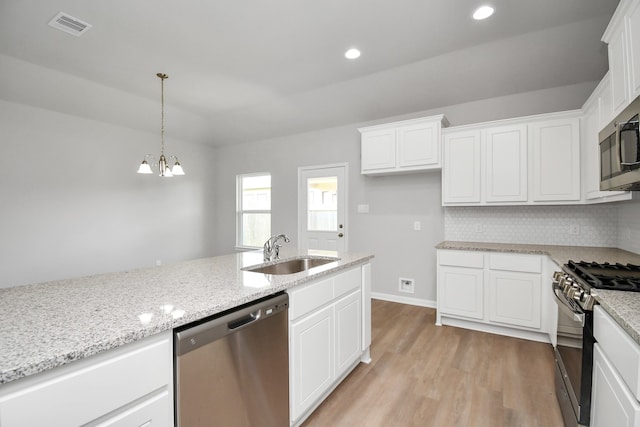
[263,234,290,261]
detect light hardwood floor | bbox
[303,300,564,427]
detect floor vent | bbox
[48,12,92,37]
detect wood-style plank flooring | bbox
[303,300,564,427]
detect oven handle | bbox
[552,281,585,326]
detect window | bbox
[237,173,271,248]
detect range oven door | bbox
[553,284,593,426]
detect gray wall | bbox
[0,100,218,288]
[214,81,598,306]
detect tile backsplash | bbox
[444,205,618,247]
[617,201,640,254]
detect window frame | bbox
[236,172,272,250]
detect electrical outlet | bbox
[413,221,421,231]
[156,259,162,266]
[399,278,414,294]
[568,224,580,235]
[474,223,484,233]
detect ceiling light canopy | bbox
[345,48,361,59]
[473,5,495,20]
[137,73,185,177]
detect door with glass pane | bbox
[298,164,347,251]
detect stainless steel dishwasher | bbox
[174,292,289,427]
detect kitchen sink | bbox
[245,257,338,275]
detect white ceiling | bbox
[0,0,620,146]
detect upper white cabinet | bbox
[360,115,448,175]
[442,111,582,206]
[484,124,528,202]
[530,117,580,202]
[442,130,481,204]
[603,0,640,115]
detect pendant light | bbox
[137,73,185,177]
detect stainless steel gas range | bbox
[552,260,640,427]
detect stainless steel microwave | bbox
[600,95,640,191]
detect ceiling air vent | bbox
[48,12,92,37]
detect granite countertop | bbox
[436,241,640,346]
[0,248,373,385]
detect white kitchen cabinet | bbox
[484,124,528,202]
[488,270,541,329]
[360,115,448,175]
[287,265,369,426]
[603,0,640,114]
[442,110,583,206]
[291,304,334,422]
[628,0,640,101]
[530,117,581,202]
[442,129,481,204]
[609,26,629,115]
[334,290,362,377]
[437,250,551,343]
[0,332,173,427]
[438,266,484,321]
[591,344,640,427]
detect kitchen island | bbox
[0,248,373,384]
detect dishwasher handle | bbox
[228,309,261,330]
[175,292,288,356]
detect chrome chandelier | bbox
[137,73,185,177]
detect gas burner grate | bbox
[566,260,640,292]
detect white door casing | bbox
[298,164,347,252]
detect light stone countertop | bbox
[0,248,373,385]
[436,241,640,346]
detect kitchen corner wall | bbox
[0,99,218,288]
[444,205,618,247]
[617,200,640,254]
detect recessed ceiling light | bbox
[345,48,361,59]
[473,5,494,20]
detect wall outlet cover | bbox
[399,278,414,294]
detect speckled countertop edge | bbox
[437,241,640,347]
[0,248,373,384]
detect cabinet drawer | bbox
[0,332,172,427]
[438,250,484,268]
[489,253,541,273]
[594,306,640,400]
[333,267,361,298]
[289,277,334,320]
[89,389,171,427]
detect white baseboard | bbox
[371,292,436,308]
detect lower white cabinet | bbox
[591,344,640,427]
[291,304,334,420]
[488,270,541,329]
[437,250,549,342]
[288,265,370,426]
[438,265,484,320]
[0,332,173,427]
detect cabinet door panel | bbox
[531,118,580,201]
[438,266,484,320]
[291,305,334,421]
[609,28,629,115]
[484,125,528,202]
[591,344,640,427]
[334,290,361,377]
[627,2,640,101]
[488,271,541,329]
[442,130,481,204]
[361,129,396,171]
[398,122,438,167]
